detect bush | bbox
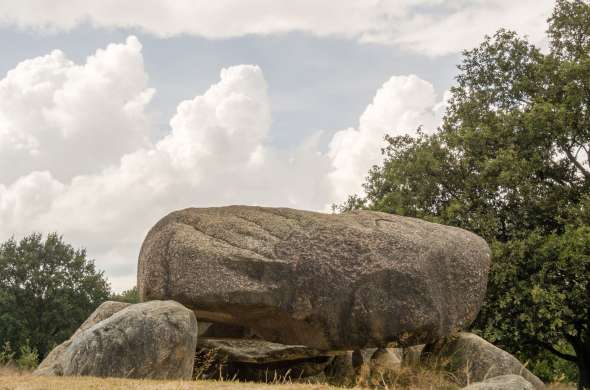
[0,342,15,366]
[15,343,38,370]
[0,340,38,371]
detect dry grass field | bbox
[0,366,337,390]
[0,366,577,390]
[0,374,338,390]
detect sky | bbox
[0,0,556,291]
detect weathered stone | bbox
[325,351,357,384]
[139,206,491,350]
[324,348,402,385]
[423,333,545,390]
[462,375,534,390]
[195,338,334,381]
[370,348,401,373]
[401,344,424,366]
[197,338,338,364]
[40,300,198,379]
[34,301,131,376]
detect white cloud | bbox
[158,66,271,171]
[0,0,554,56]
[0,37,446,291]
[328,75,445,203]
[0,36,154,183]
[0,171,64,228]
[383,0,553,56]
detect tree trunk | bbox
[576,342,590,390]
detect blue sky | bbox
[0,1,556,290]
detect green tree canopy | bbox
[0,233,111,361]
[111,286,139,304]
[341,1,590,388]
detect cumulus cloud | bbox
[328,75,446,203]
[0,36,154,183]
[0,0,554,56]
[0,62,267,285]
[0,37,445,290]
[0,39,331,289]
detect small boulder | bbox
[139,206,491,350]
[324,347,402,385]
[38,300,198,380]
[402,344,424,366]
[370,348,402,374]
[423,333,545,390]
[34,301,131,376]
[325,351,357,384]
[462,374,534,390]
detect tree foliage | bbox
[342,1,590,387]
[0,233,111,361]
[111,286,139,304]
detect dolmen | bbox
[34,206,542,387]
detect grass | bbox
[349,360,459,390]
[0,364,578,390]
[0,365,336,390]
[0,363,457,390]
[0,374,340,389]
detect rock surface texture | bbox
[370,348,402,373]
[34,301,131,376]
[461,374,534,390]
[197,338,337,364]
[36,300,198,380]
[138,206,491,350]
[423,333,545,390]
[195,338,335,381]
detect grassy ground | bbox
[0,374,579,390]
[0,366,577,390]
[0,375,340,390]
[0,367,336,390]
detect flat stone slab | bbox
[197,338,339,363]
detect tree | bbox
[341,1,590,388]
[0,233,111,361]
[111,286,139,304]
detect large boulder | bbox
[37,300,198,380]
[462,375,534,390]
[195,338,336,381]
[423,333,545,390]
[34,301,131,376]
[138,206,491,350]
